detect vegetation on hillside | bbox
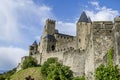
[95,48,120,80]
[41,57,85,80]
[22,56,38,69]
[11,67,45,80]
[0,68,16,80]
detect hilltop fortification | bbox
[18,12,120,80]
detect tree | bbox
[22,56,37,69]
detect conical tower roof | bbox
[32,40,37,45]
[78,11,89,22]
[88,17,92,23]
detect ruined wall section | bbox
[92,21,113,68]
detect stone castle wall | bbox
[92,21,114,68]
[63,49,86,76]
[20,13,120,80]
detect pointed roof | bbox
[88,17,92,23]
[78,11,89,22]
[32,40,37,45]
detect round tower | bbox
[76,11,91,50]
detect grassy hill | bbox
[11,67,46,80]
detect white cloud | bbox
[86,1,119,21]
[0,0,54,72]
[0,46,28,70]
[56,21,76,36]
[0,0,21,42]
[90,1,99,7]
[0,0,54,42]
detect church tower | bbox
[76,11,91,50]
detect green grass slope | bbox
[11,67,45,80]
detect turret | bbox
[43,19,56,35]
[76,11,91,50]
[40,19,56,53]
[29,40,38,56]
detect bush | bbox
[41,57,58,76]
[47,62,73,80]
[95,48,120,80]
[22,56,37,69]
[95,64,120,80]
[41,57,73,80]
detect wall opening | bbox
[51,45,55,51]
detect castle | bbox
[18,11,120,80]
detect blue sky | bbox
[0,0,119,73]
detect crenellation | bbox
[46,19,56,24]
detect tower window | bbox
[79,39,81,42]
[51,45,55,51]
[109,30,112,33]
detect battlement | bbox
[46,19,56,24]
[93,21,113,24]
[93,21,113,29]
[114,16,120,23]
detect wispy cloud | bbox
[0,0,54,42]
[90,1,99,8]
[0,46,28,70]
[86,1,119,21]
[0,0,54,71]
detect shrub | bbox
[41,57,73,80]
[41,57,58,76]
[47,62,73,80]
[95,48,120,80]
[22,56,37,69]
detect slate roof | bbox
[32,40,37,45]
[78,11,89,22]
[88,17,92,23]
[44,34,55,39]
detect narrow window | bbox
[51,45,55,51]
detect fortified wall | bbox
[18,12,120,80]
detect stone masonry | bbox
[18,11,120,80]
